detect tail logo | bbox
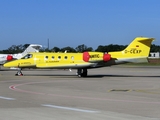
[124,49,142,54]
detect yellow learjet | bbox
[3,37,154,77]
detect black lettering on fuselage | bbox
[46,60,59,63]
[21,62,31,65]
[89,54,100,58]
[125,49,142,54]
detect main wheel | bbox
[82,69,88,77]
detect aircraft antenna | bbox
[47,38,49,50]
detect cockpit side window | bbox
[22,54,33,59]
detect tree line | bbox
[0,44,160,54]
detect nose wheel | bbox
[15,69,23,76]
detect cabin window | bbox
[71,56,74,60]
[52,56,54,60]
[58,56,61,60]
[64,56,67,60]
[22,54,33,59]
[45,56,48,59]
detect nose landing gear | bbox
[15,68,23,76]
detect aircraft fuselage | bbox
[6,52,111,69]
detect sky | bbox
[0,0,160,50]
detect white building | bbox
[149,52,160,58]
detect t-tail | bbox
[21,44,42,57]
[12,44,42,59]
[107,37,154,65]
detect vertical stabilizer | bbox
[108,37,154,64]
[122,37,154,57]
[21,44,42,57]
[109,37,154,59]
[13,44,42,59]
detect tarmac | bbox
[0,65,160,120]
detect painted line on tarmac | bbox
[42,104,100,113]
[9,83,45,95]
[0,96,15,100]
[9,82,160,105]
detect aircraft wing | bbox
[36,62,95,69]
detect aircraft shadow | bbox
[23,74,160,78]
[82,74,160,78]
[87,74,160,78]
[0,69,11,71]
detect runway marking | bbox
[9,82,160,105]
[42,104,100,113]
[0,96,15,100]
[9,83,45,95]
[134,89,160,94]
[108,89,132,92]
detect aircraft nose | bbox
[3,62,10,68]
[3,62,16,68]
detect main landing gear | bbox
[15,68,23,76]
[77,68,88,77]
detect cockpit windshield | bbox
[22,54,33,59]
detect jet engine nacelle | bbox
[103,53,111,62]
[83,52,111,62]
[6,55,13,61]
